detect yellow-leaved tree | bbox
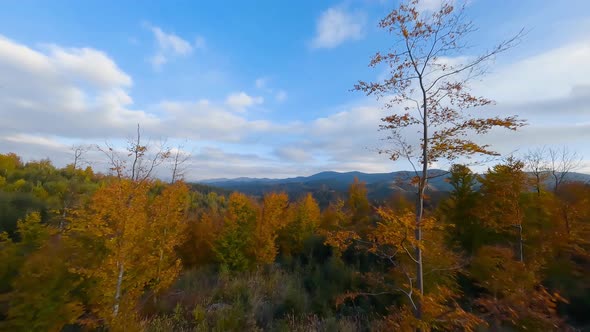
[214,192,258,271]
[70,180,152,328]
[279,193,320,257]
[69,179,189,329]
[351,0,525,327]
[147,181,190,297]
[254,192,290,265]
[477,157,529,262]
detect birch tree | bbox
[354,0,525,326]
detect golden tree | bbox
[69,180,152,327]
[146,181,190,296]
[254,192,290,265]
[478,158,529,262]
[214,192,259,271]
[279,193,321,257]
[353,0,525,324]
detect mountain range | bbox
[198,170,590,204]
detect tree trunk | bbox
[113,262,125,317]
[131,123,141,181]
[171,166,177,183]
[414,187,424,320]
[552,172,559,194]
[517,224,524,263]
[59,202,67,232]
[562,205,570,235]
[153,248,164,305]
[413,77,428,326]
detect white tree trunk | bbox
[113,262,125,317]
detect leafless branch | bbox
[548,146,583,193]
[170,142,192,183]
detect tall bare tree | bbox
[170,143,191,183]
[97,124,171,182]
[354,0,525,324]
[548,146,583,193]
[524,146,550,195]
[70,144,90,170]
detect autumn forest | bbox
[1,1,590,332]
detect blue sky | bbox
[1,0,589,179]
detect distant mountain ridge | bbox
[197,170,590,203]
[199,170,452,204]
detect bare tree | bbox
[96,124,171,182]
[127,124,171,182]
[548,146,583,193]
[524,147,550,195]
[70,144,90,170]
[57,144,92,232]
[96,141,126,179]
[354,0,524,323]
[170,143,191,183]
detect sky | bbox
[0,0,589,180]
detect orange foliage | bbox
[471,246,567,330]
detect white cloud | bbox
[0,34,157,140]
[2,133,68,150]
[47,45,132,88]
[225,92,264,109]
[311,7,366,49]
[0,34,288,150]
[275,90,288,102]
[158,100,280,142]
[0,134,73,167]
[304,104,392,169]
[274,146,313,162]
[188,147,298,180]
[415,0,454,13]
[146,24,199,69]
[150,26,192,55]
[0,36,132,90]
[473,40,590,104]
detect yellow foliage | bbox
[69,179,189,328]
[279,193,320,256]
[254,192,289,264]
[146,181,190,294]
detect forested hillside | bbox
[1,152,589,331]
